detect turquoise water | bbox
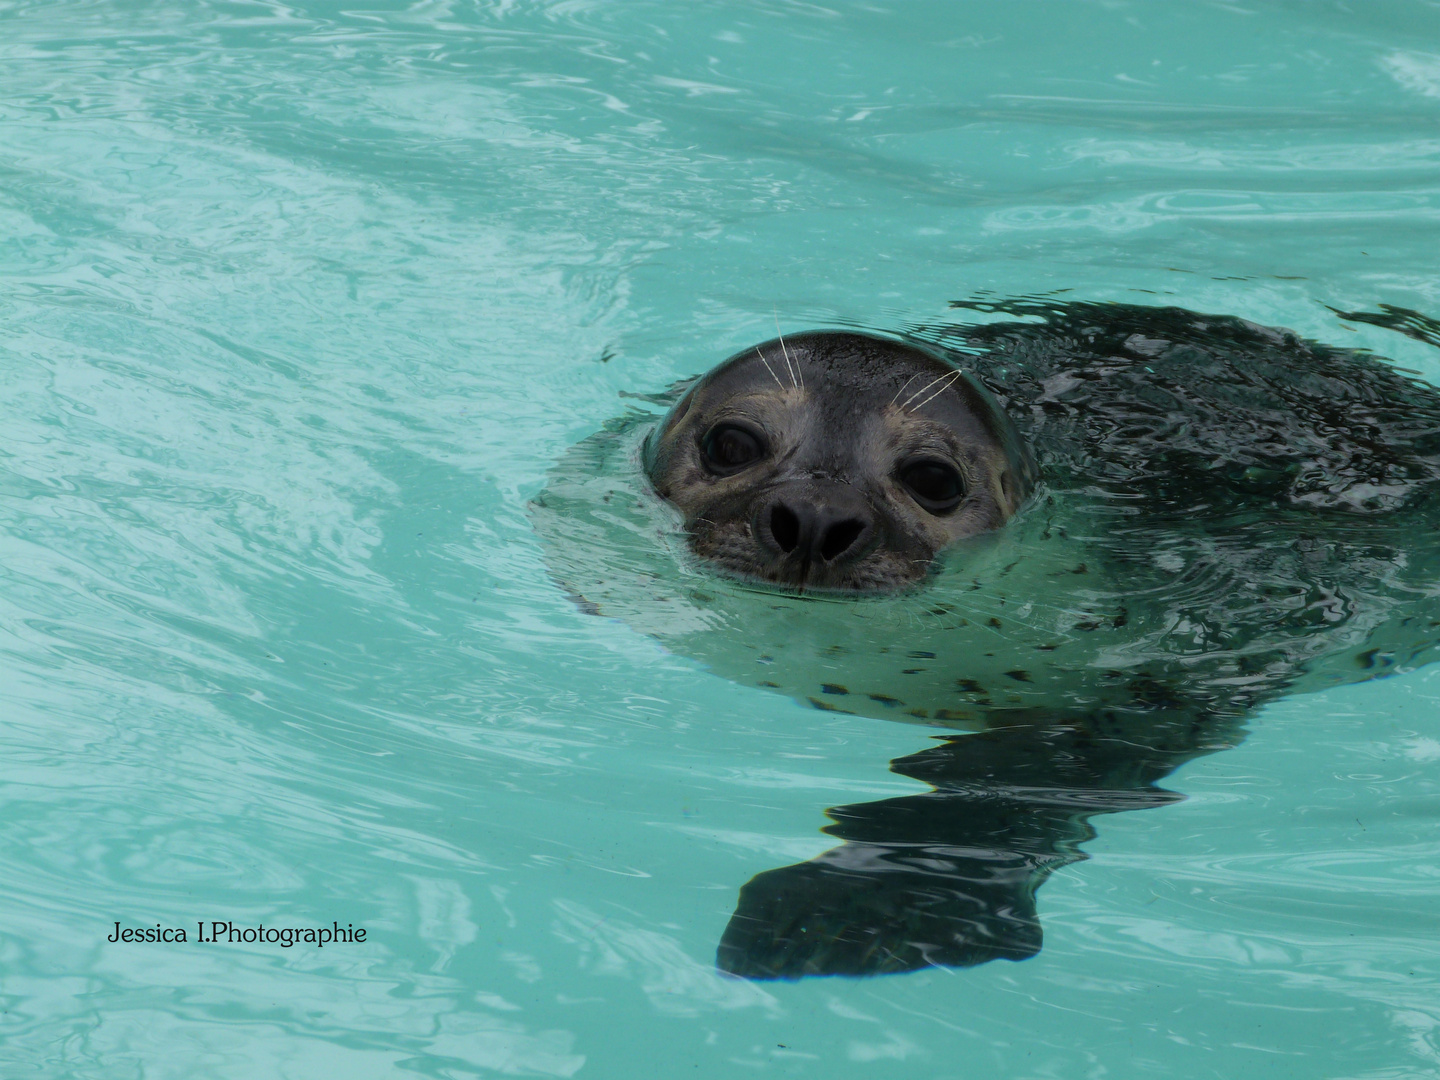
[4,0,1440,1075]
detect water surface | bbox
[3,1,1440,1076]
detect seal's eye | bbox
[701,424,765,474]
[898,459,965,514]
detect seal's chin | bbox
[687,530,931,594]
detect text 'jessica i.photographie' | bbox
[108,921,366,947]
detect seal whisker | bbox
[909,370,966,413]
[901,368,964,412]
[754,347,786,391]
[774,311,800,391]
[890,373,921,405]
[900,367,963,410]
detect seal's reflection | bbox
[719,715,1234,978]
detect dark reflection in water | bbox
[534,300,1440,980]
[1331,303,1440,351]
[719,721,1197,977]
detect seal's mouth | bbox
[687,526,929,595]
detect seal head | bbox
[643,331,1034,591]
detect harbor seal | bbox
[532,299,1440,979]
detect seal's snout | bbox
[759,485,876,574]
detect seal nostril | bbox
[770,504,800,553]
[820,519,865,562]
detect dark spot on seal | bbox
[907,651,937,659]
[868,694,902,707]
[956,679,986,694]
[820,683,849,695]
[987,618,1002,629]
[1003,670,1031,682]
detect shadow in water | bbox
[719,717,1227,979]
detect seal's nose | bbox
[761,486,874,566]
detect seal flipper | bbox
[717,723,1204,980]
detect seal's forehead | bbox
[703,331,954,401]
[682,331,1015,455]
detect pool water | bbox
[3,1,1440,1076]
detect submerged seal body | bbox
[532,301,1440,979]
